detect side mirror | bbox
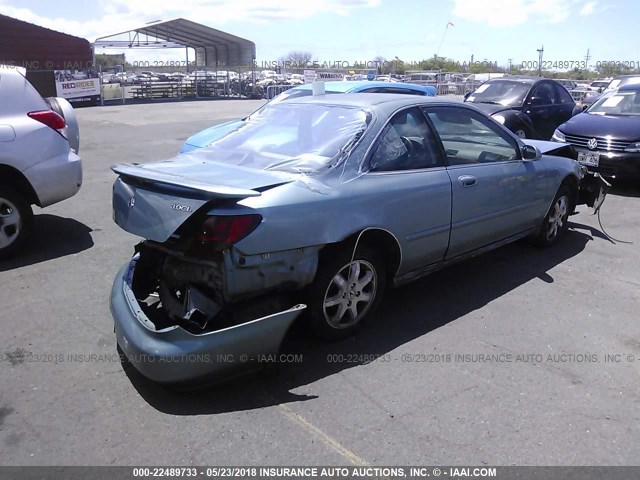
[528,96,543,106]
[522,144,541,161]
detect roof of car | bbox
[618,84,640,91]
[291,81,430,93]
[282,92,452,108]
[613,74,640,79]
[488,75,544,83]
[0,65,26,77]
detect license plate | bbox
[577,151,599,167]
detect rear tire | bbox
[305,245,386,340]
[533,185,572,248]
[0,185,33,259]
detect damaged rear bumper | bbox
[110,259,305,385]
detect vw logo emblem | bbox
[128,196,136,208]
[587,138,598,150]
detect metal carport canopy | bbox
[93,18,256,66]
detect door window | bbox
[424,107,520,165]
[529,82,558,105]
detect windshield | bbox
[202,103,371,174]
[607,77,640,91]
[588,90,640,116]
[466,80,531,106]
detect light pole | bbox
[537,45,544,77]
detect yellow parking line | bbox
[277,402,369,466]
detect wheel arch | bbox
[560,173,580,211]
[321,227,402,282]
[0,164,40,206]
[508,112,534,137]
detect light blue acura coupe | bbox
[110,93,606,385]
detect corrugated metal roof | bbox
[0,14,92,69]
[94,18,255,66]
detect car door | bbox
[357,106,452,274]
[423,105,543,259]
[524,81,560,139]
[552,82,578,124]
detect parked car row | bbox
[463,74,640,182]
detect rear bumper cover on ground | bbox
[110,258,305,385]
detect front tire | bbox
[514,128,527,139]
[306,245,386,340]
[533,185,572,248]
[0,185,33,259]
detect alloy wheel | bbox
[0,197,21,249]
[322,259,377,329]
[546,195,568,241]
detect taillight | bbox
[191,214,262,254]
[27,110,66,130]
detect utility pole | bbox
[537,45,544,76]
[584,48,591,70]
[508,58,513,72]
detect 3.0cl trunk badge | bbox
[171,204,192,212]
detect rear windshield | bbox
[201,103,371,174]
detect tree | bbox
[373,56,389,74]
[94,54,128,70]
[278,51,314,69]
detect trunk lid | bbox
[112,156,295,242]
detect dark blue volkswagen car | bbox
[552,84,640,180]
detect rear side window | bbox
[369,107,444,171]
[554,83,574,104]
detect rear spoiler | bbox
[112,164,262,199]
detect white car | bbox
[0,66,82,258]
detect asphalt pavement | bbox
[1,99,639,466]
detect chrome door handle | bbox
[458,175,477,187]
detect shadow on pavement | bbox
[125,227,595,414]
[607,181,640,199]
[0,214,94,271]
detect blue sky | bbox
[1,0,637,70]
